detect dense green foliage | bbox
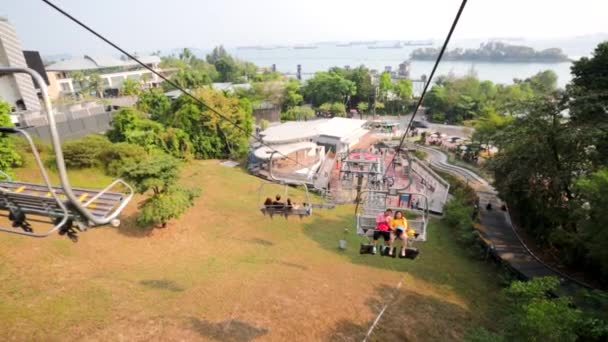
[467,277,607,341]
[120,78,141,96]
[319,102,346,117]
[329,66,375,108]
[476,42,608,286]
[301,71,356,106]
[154,88,253,159]
[424,70,556,124]
[412,41,569,62]
[136,88,172,121]
[281,79,303,111]
[440,171,480,253]
[107,108,193,159]
[281,106,314,121]
[99,142,148,177]
[0,100,22,174]
[60,135,112,168]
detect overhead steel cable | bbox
[41,0,309,168]
[385,0,468,175]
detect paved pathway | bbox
[417,145,593,292]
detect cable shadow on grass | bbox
[232,237,275,247]
[139,279,185,292]
[189,318,268,342]
[327,285,471,341]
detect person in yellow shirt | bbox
[389,211,409,257]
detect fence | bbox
[20,107,114,142]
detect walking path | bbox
[417,145,594,293]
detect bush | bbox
[121,153,200,228]
[99,142,148,176]
[136,186,200,227]
[61,135,112,168]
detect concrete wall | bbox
[22,111,113,142]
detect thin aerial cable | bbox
[41,0,308,168]
[385,0,468,175]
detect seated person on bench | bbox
[388,210,408,257]
[272,194,285,209]
[371,208,392,254]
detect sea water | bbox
[230,37,606,88]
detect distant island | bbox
[410,42,570,62]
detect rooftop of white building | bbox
[260,117,368,145]
[46,55,161,72]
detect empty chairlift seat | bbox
[0,180,130,227]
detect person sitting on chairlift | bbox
[372,209,392,254]
[389,211,409,257]
[272,194,285,209]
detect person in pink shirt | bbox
[371,208,392,254]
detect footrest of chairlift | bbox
[399,247,420,260]
[381,246,397,258]
[359,243,375,255]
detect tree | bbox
[107,108,192,159]
[88,73,104,98]
[167,88,253,159]
[319,102,346,117]
[567,42,608,166]
[523,70,558,95]
[357,102,368,119]
[167,68,214,90]
[0,99,22,174]
[302,71,356,106]
[395,79,413,102]
[179,47,195,64]
[330,66,374,109]
[503,277,584,342]
[121,153,199,228]
[121,78,141,96]
[206,45,229,65]
[61,135,112,168]
[281,106,314,121]
[573,169,608,284]
[282,79,303,111]
[70,71,86,94]
[489,96,586,248]
[137,88,172,121]
[378,71,393,101]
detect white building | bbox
[45,55,164,99]
[0,17,40,112]
[259,117,369,154]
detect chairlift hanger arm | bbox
[0,127,69,237]
[0,66,133,226]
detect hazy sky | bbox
[2,0,607,55]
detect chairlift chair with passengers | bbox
[355,188,429,259]
[0,67,134,241]
[258,151,312,219]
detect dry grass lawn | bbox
[0,161,505,341]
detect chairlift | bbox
[257,151,312,218]
[0,67,134,241]
[353,189,429,259]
